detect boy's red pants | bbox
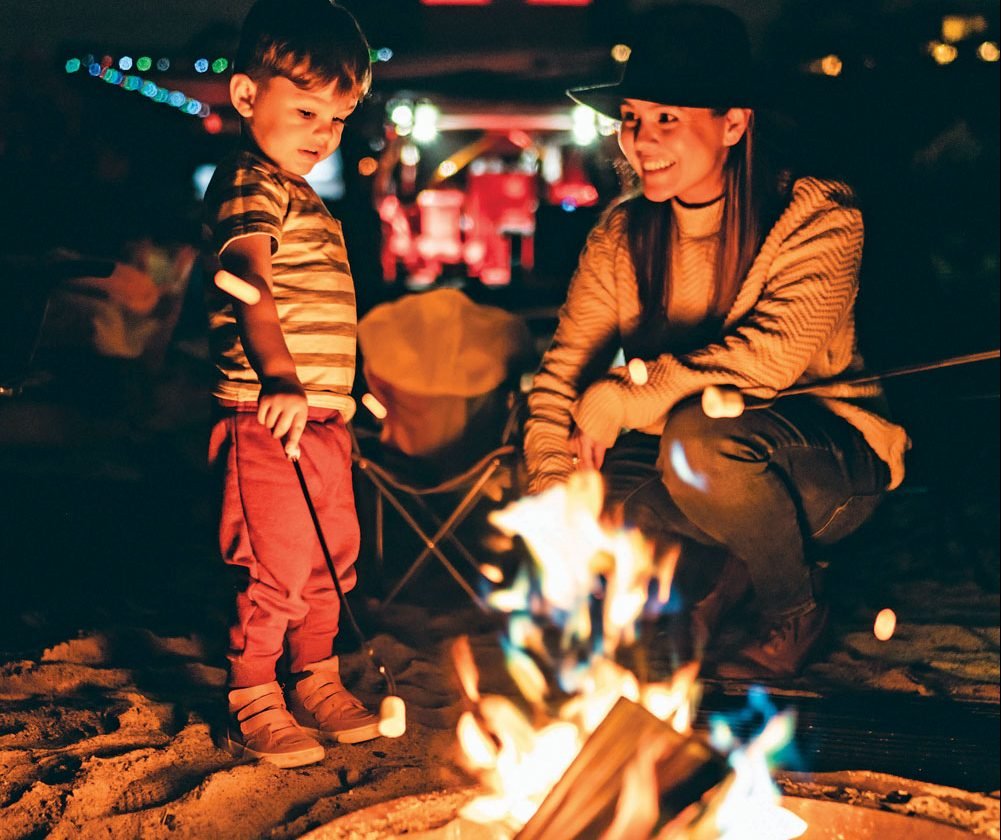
[208,405,359,688]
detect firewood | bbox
[515,697,726,840]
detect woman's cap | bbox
[568,4,755,120]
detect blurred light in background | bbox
[156,57,170,71]
[203,113,224,134]
[194,58,209,73]
[413,102,440,144]
[541,143,562,184]
[358,156,379,176]
[390,101,414,136]
[978,41,1000,62]
[928,41,959,65]
[400,143,421,167]
[941,14,987,44]
[610,43,631,63]
[118,56,133,71]
[136,56,152,71]
[806,54,843,76]
[571,105,597,145]
[211,58,229,73]
[69,56,211,120]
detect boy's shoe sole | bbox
[299,720,382,744]
[222,735,326,768]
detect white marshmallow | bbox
[701,385,745,418]
[362,392,388,420]
[378,695,407,738]
[214,269,261,305]
[627,358,649,386]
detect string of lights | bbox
[64,47,392,78]
[65,57,210,118]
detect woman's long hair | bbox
[625,111,784,326]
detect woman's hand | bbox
[569,426,608,471]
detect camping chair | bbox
[352,288,532,610]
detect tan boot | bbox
[717,603,830,679]
[289,657,381,744]
[224,681,325,768]
[689,553,752,657]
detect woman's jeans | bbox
[603,396,890,617]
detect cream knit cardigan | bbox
[525,177,910,493]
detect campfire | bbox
[303,470,997,840]
[443,470,807,840]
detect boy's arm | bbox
[220,233,308,457]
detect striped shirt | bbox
[525,177,910,492]
[203,147,357,417]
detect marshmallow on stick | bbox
[378,695,407,738]
[214,269,261,305]
[701,385,745,418]
[361,392,388,420]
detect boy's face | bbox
[230,74,359,176]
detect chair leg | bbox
[400,459,500,577]
[396,491,484,578]
[361,466,489,611]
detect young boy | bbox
[203,0,378,768]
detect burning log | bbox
[514,697,726,840]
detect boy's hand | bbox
[258,376,308,456]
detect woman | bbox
[524,5,909,677]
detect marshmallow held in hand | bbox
[627,358,649,385]
[701,385,745,418]
[214,269,261,305]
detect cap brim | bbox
[568,80,757,118]
[566,83,625,121]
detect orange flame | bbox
[451,636,481,705]
[460,472,799,838]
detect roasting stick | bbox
[701,348,1000,418]
[287,441,406,738]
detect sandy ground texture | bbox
[1,597,998,840]
[1,348,998,838]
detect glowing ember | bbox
[874,607,897,641]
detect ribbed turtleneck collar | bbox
[672,196,724,239]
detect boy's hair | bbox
[235,0,371,94]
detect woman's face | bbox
[617,100,750,204]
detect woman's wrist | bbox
[572,380,625,448]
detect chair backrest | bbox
[357,288,532,465]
